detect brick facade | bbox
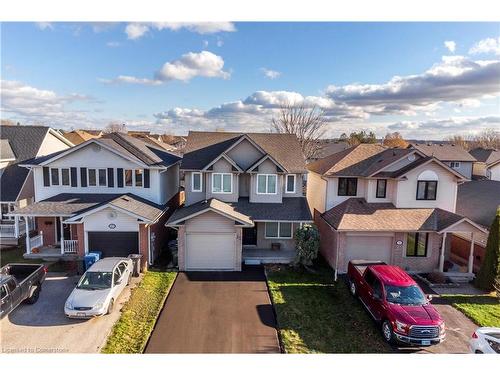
[450,235,485,273]
[73,223,85,256]
[392,232,441,273]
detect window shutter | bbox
[107,168,114,187]
[43,167,50,186]
[117,168,124,188]
[144,169,150,188]
[70,167,78,187]
[80,167,87,187]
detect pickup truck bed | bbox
[348,260,386,277]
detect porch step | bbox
[244,259,262,265]
[445,272,475,283]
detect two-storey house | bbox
[10,133,181,269]
[1,126,73,245]
[469,147,500,181]
[307,143,487,280]
[166,131,312,271]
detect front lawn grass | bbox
[101,270,177,353]
[266,261,391,353]
[0,246,43,266]
[441,293,500,327]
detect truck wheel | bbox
[382,320,395,344]
[107,299,114,315]
[26,285,40,304]
[349,280,357,296]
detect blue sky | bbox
[1,22,499,139]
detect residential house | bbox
[309,140,349,162]
[410,143,476,179]
[306,143,487,279]
[451,180,500,272]
[127,132,178,153]
[62,129,101,145]
[0,126,73,245]
[166,131,312,271]
[10,133,181,269]
[469,147,500,181]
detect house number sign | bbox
[108,223,116,229]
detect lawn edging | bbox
[263,266,286,354]
[101,270,177,354]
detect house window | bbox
[406,232,429,257]
[338,178,357,196]
[416,181,437,200]
[135,169,143,187]
[192,172,202,192]
[265,222,293,239]
[98,169,107,186]
[50,168,60,185]
[61,168,70,186]
[286,174,296,193]
[212,173,232,193]
[88,169,97,186]
[376,179,387,198]
[450,162,461,169]
[124,169,133,186]
[257,174,277,194]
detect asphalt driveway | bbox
[1,273,138,353]
[145,266,280,353]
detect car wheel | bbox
[349,280,356,296]
[107,299,114,315]
[382,320,395,344]
[25,285,40,304]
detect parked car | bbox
[347,260,445,346]
[64,257,132,319]
[470,327,500,353]
[1,263,47,319]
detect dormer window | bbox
[257,174,277,194]
[285,175,296,193]
[450,162,460,169]
[212,173,232,194]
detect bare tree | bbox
[271,102,326,160]
[445,135,470,150]
[383,132,409,148]
[103,122,127,134]
[470,129,500,149]
[1,119,17,126]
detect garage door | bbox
[186,233,235,270]
[88,231,139,258]
[345,236,393,264]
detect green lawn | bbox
[0,246,43,267]
[441,294,500,327]
[101,270,177,353]
[266,262,391,353]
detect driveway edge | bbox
[263,265,285,354]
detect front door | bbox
[242,226,257,246]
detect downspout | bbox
[334,231,340,282]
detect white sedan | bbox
[470,327,500,354]
[65,257,133,319]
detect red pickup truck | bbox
[347,260,445,346]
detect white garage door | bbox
[345,236,393,264]
[186,233,236,270]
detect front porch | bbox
[242,247,296,265]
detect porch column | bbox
[14,215,19,238]
[24,216,30,254]
[439,232,447,272]
[468,232,475,274]
[60,216,64,254]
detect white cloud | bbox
[124,22,235,40]
[444,40,456,53]
[325,55,500,116]
[106,41,121,48]
[35,22,53,30]
[261,68,281,79]
[98,75,162,86]
[469,37,500,55]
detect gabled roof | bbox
[469,148,500,165]
[320,198,485,233]
[410,143,476,162]
[181,131,306,173]
[0,139,16,161]
[62,130,100,145]
[22,132,181,169]
[0,126,72,201]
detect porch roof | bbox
[321,198,486,233]
[10,193,166,222]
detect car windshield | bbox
[385,285,427,306]
[77,272,112,290]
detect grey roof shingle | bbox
[456,180,500,227]
[469,148,500,165]
[181,131,306,173]
[0,126,51,201]
[10,193,167,221]
[411,143,476,162]
[168,197,311,225]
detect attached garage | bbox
[185,233,236,270]
[344,235,393,265]
[87,231,139,258]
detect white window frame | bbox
[450,161,461,169]
[98,168,107,187]
[285,174,296,194]
[211,173,233,194]
[87,168,97,187]
[50,168,60,186]
[191,172,203,192]
[256,174,278,195]
[265,222,293,239]
[61,168,71,186]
